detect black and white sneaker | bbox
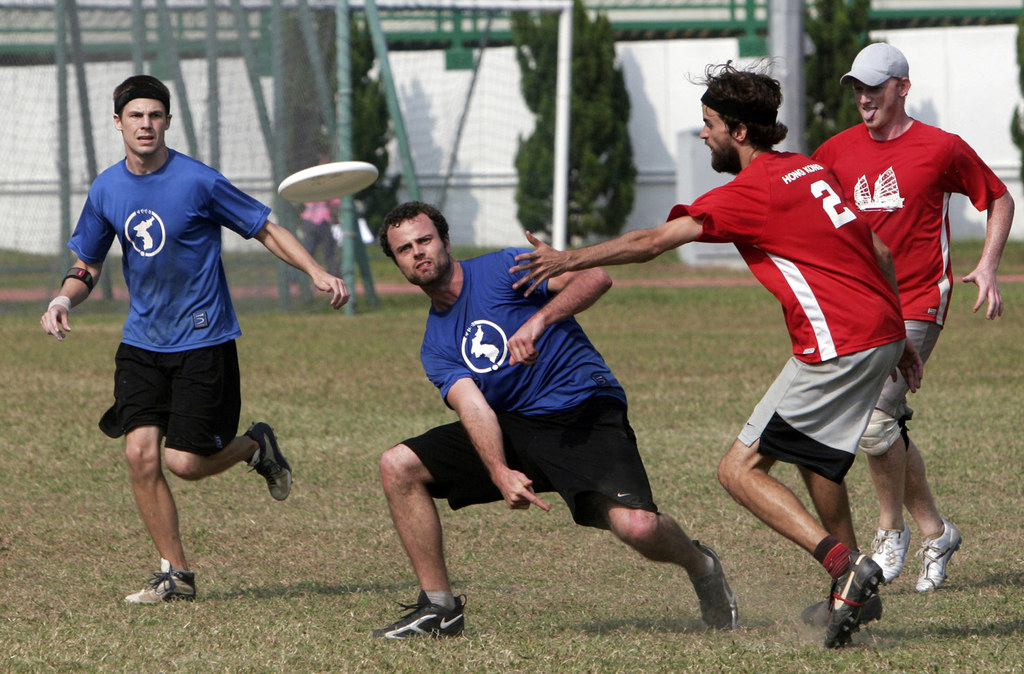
[372,591,466,639]
[124,558,196,604]
[691,541,740,630]
[245,422,292,501]
[824,551,883,648]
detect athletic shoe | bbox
[372,591,466,639]
[690,541,739,630]
[124,558,196,604]
[824,551,883,649]
[800,594,882,628]
[871,524,910,583]
[246,422,292,501]
[915,518,961,592]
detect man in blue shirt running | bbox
[371,201,739,639]
[39,75,349,603]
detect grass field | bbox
[2,242,1023,671]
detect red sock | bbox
[813,535,852,579]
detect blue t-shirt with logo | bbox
[69,149,271,353]
[421,249,625,415]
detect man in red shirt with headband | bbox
[511,62,923,648]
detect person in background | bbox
[812,43,1013,594]
[300,153,342,277]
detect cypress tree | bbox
[512,0,636,241]
[1011,11,1024,187]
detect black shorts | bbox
[98,341,242,455]
[403,396,657,529]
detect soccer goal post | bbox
[350,0,573,251]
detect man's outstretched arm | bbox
[510,215,704,296]
[255,220,350,309]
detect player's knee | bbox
[164,449,204,480]
[859,409,900,457]
[379,444,422,487]
[716,441,748,493]
[124,440,161,478]
[717,454,736,493]
[611,508,660,548]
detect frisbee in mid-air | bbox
[277,160,379,203]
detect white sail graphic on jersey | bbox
[854,167,904,211]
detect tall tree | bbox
[512,0,636,241]
[1012,10,1024,187]
[804,0,871,153]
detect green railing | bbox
[0,1,1020,61]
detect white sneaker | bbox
[870,524,910,584]
[125,558,196,603]
[915,519,961,592]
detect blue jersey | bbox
[69,149,271,352]
[421,249,625,415]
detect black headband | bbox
[701,90,777,126]
[115,87,170,115]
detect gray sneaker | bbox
[915,518,961,592]
[691,541,739,630]
[246,422,292,501]
[124,558,196,604]
[871,524,910,584]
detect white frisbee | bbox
[277,160,379,203]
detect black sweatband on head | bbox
[64,267,95,292]
[701,90,777,126]
[115,87,170,115]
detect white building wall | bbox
[388,24,1021,247]
[622,25,1022,241]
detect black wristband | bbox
[64,267,95,292]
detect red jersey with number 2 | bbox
[670,151,905,364]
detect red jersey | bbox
[672,152,904,363]
[812,122,1006,325]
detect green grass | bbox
[2,241,1023,671]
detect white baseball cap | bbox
[841,43,909,86]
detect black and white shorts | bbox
[738,340,904,483]
[402,395,658,530]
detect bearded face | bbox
[710,140,742,175]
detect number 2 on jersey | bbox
[811,180,856,228]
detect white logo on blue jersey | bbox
[124,209,167,257]
[461,320,508,373]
